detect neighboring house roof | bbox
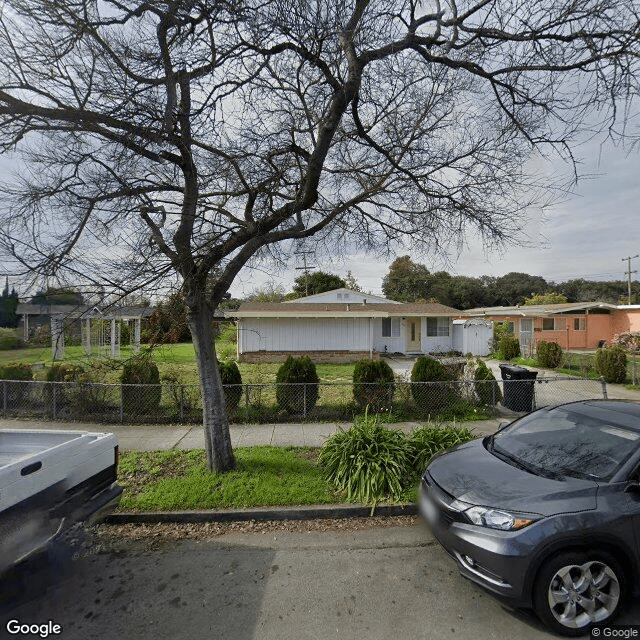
[462,302,618,317]
[227,301,460,318]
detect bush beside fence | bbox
[0,377,608,425]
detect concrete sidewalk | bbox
[0,417,504,451]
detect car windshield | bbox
[489,405,640,481]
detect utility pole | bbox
[294,250,316,296]
[622,255,639,304]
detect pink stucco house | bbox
[462,302,640,354]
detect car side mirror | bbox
[625,476,640,494]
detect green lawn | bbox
[118,446,340,510]
[0,337,356,385]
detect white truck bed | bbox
[0,428,122,570]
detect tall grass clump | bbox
[319,411,410,505]
[407,424,476,474]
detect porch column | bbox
[134,318,141,353]
[369,318,373,359]
[83,318,91,354]
[23,313,28,341]
[110,318,117,357]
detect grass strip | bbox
[117,446,341,511]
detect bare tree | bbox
[0,1,637,471]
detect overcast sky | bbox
[230,137,640,298]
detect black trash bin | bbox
[499,364,538,412]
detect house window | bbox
[382,318,400,337]
[574,317,586,331]
[337,293,342,300]
[427,317,449,337]
[542,318,566,331]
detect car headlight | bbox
[464,506,539,531]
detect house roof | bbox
[226,301,460,319]
[462,301,617,317]
[283,288,399,304]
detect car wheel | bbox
[533,550,624,637]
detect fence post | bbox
[492,380,496,407]
[3,380,6,416]
[303,383,307,417]
[120,385,124,422]
[52,382,56,420]
[600,377,608,400]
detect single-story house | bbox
[225,288,468,362]
[462,302,622,354]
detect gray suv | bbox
[419,400,640,636]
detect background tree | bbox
[382,256,432,301]
[0,278,19,328]
[523,292,568,306]
[246,283,287,303]
[292,271,346,298]
[145,292,191,344]
[487,273,549,306]
[0,1,637,471]
[30,288,84,306]
[343,270,362,292]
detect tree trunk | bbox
[187,300,235,472]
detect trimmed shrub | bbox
[45,363,85,413]
[0,362,33,408]
[46,363,85,382]
[319,411,411,504]
[275,356,319,414]
[411,356,461,415]
[352,359,395,412]
[474,359,502,405]
[595,346,627,384]
[219,360,242,416]
[120,354,162,415]
[0,362,32,381]
[498,334,520,360]
[537,340,563,369]
[411,355,445,381]
[410,356,448,413]
[0,328,21,350]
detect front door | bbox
[520,319,534,356]
[406,318,421,352]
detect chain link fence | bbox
[0,376,610,424]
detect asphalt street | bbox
[5,523,639,640]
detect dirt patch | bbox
[93,515,419,544]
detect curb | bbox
[105,503,418,525]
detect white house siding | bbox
[372,318,404,353]
[420,317,453,354]
[239,317,371,353]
